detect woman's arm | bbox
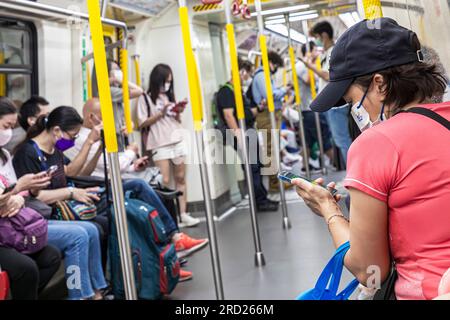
[292,179,391,287]
[36,188,71,204]
[128,82,144,99]
[138,111,164,130]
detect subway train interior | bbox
[0,0,450,302]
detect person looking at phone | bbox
[137,64,197,227]
[216,59,278,212]
[65,98,209,282]
[293,18,450,300]
[11,105,111,299]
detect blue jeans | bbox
[325,106,353,165]
[122,179,178,237]
[47,220,108,300]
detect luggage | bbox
[109,192,180,300]
[296,241,359,300]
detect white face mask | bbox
[112,70,123,83]
[163,82,171,92]
[0,128,13,147]
[350,87,385,133]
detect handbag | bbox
[296,241,359,300]
[54,199,97,221]
[0,207,48,255]
[24,197,53,220]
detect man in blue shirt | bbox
[251,51,292,192]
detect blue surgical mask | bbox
[314,38,323,47]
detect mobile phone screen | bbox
[278,171,338,196]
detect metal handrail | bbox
[0,0,128,46]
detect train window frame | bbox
[0,17,38,97]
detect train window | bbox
[0,18,37,105]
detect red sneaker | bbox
[179,269,193,282]
[175,233,209,259]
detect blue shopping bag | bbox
[297,241,359,300]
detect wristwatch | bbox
[68,187,74,200]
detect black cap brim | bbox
[310,78,354,112]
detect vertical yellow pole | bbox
[87,63,92,99]
[178,1,224,300]
[87,0,118,152]
[226,23,245,120]
[133,55,141,87]
[362,0,383,19]
[259,35,275,113]
[288,47,301,106]
[86,0,137,300]
[120,48,133,134]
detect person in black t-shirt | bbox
[216,59,279,212]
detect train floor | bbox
[170,170,356,300]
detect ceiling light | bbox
[265,24,307,44]
[289,13,319,22]
[250,4,310,17]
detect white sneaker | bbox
[283,152,302,164]
[178,213,200,228]
[280,162,293,171]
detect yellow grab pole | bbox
[87,0,118,152]
[226,24,245,120]
[289,46,301,106]
[362,0,383,19]
[133,55,141,87]
[120,48,133,134]
[87,0,137,300]
[86,62,93,99]
[259,35,275,113]
[178,1,224,300]
[225,0,265,266]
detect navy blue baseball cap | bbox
[310,17,424,112]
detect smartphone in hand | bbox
[278,171,338,196]
[0,183,16,195]
[46,165,58,176]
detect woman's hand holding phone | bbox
[14,172,51,194]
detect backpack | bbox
[245,68,264,110]
[212,83,234,130]
[108,192,180,300]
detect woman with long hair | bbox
[137,64,198,227]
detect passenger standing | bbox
[296,41,334,168]
[216,59,279,212]
[302,21,352,166]
[293,18,450,300]
[137,64,198,228]
[251,51,292,193]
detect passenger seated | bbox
[0,97,61,300]
[293,18,450,300]
[64,98,209,282]
[11,105,110,299]
[5,96,50,153]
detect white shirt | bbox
[0,149,18,185]
[64,126,137,178]
[318,45,334,93]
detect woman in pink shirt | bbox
[137,64,199,228]
[293,18,450,300]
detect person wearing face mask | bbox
[216,59,278,212]
[4,96,50,153]
[137,64,196,228]
[250,50,293,193]
[301,21,353,167]
[91,59,144,152]
[0,100,111,300]
[292,18,450,300]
